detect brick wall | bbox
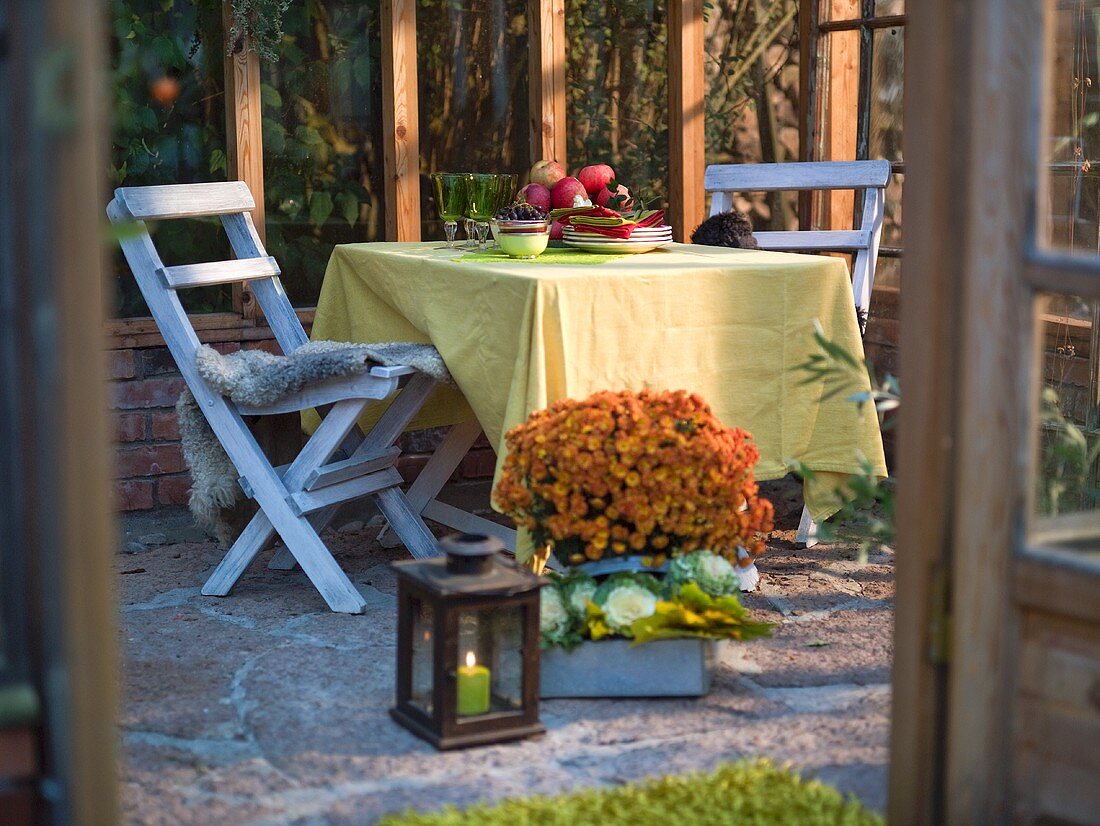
[108,322,498,516]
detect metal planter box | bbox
[540,638,721,698]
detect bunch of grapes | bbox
[495,201,548,221]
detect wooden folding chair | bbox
[109,182,441,613]
[703,160,891,546]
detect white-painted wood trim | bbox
[703,160,891,192]
[405,419,483,512]
[750,230,867,251]
[157,256,280,289]
[289,468,404,516]
[374,486,440,559]
[422,500,517,548]
[114,181,255,219]
[235,373,399,416]
[369,364,417,378]
[796,505,820,547]
[304,446,401,491]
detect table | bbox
[306,242,887,554]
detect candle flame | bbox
[465,651,476,668]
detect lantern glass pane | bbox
[455,606,524,719]
[410,597,434,715]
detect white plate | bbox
[563,238,673,254]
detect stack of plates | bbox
[562,225,673,254]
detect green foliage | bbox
[630,582,773,644]
[227,0,292,62]
[1037,386,1100,515]
[793,323,898,561]
[380,758,882,825]
[109,0,233,316]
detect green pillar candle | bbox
[456,651,491,716]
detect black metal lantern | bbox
[390,533,546,749]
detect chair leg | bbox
[374,487,439,559]
[796,505,820,548]
[203,510,275,596]
[378,419,483,548]
[267,506,337,570]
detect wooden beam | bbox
[222,1,265,317]
[528,0,567,165]
[382,0,421,241]
[890,0,959,818]
[668,0,706,241]
[823,0,860,229]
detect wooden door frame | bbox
[893,0,1044,821]
[2,0,118,821]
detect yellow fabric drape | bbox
[305,242,887,525]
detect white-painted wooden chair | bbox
[109,182,442,613]
[703,160,891,546]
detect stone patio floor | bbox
[117,481,894,825]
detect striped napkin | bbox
[550,206,668,239]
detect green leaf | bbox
[334,191,360,227]
[209,148,227,175]
[260,83,283,109]
[308,191,333,227]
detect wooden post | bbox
[223,1,265,317]
[668,0,706,241]
[528,0,567,166]
[823,0,860,229]
[382,0,422,241]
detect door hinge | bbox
[928,563,951,665]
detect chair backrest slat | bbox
[751,230,866,251]
[703,160,890,193]
[114,182,255,220]
[703,160,891,324]
[158,256,281,290]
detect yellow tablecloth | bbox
[306,242,887,522]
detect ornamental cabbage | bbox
[540,583,572,641]
[667,550,741,597]
[591,572,663,636]
[560,572,598,620]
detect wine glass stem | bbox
[476,221,490,249]
[465,218,477,248]
[444,221,457,248]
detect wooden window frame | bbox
[800,0,906,245]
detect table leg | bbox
[377,419,517,551]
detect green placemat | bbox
[455,248,628,265]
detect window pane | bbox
[109,0,230,316]
[704,1,800,230]
[567,0,668,210]
[1041,0,1100,254]
[870,26,904,163]
[263,1,386,306]
[418,0,531,241]
[874,0,904,16]
[1032,294,1100,553]
[882,171,903,247]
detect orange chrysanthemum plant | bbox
[493,389,774,572]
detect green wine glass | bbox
[467,174,502,250]
[430,172,470,249]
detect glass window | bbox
[1042,0,1100,254]
[1032,293,1100,549]
[262,1,387,306]
[870,26,903,164]
[566,0,668,210]
[108,0,230,316]
[417,0,531,241]
[703,1,800,230]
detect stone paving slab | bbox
[118,500,894,825]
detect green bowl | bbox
[491,220,550,259]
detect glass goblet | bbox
[430,172,470,249]
[467,173,501,250]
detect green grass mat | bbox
[380,758,883,825]
[455,248,628,265]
